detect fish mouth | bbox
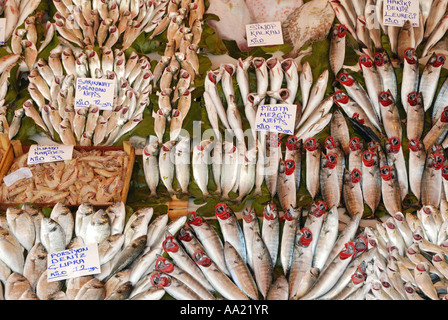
[351,269,365,285]
[416,263,427,272]
[299,228,313,247]
[441,106,448,123]
[266,57,278,70]
[281,59,293,71]
[337,24,347,37]
[312,200,327,217]
[285,136,298,150]
[215,203,231,220]
[207,72,217,84]
[242,208,255,223]
[393,213,404,222]
[162,235,179,253]
[155,256,174,273]
[354,234,368,253]
[253,57,265,69]
[339,241,356,260]
[373,52,384,66]
[188,211,204,227]
[338,73,353,86]
[284,160,296,175]
[386,221,396,230]
[359,55,372,69]
[223,64,234,75]
[380,165,392,181]
[193,250,212,267]
[432,153,445,170]
[404,285,415,294]
[325,153,338,169]
[351,169,361,183]
[304,137,318,151]
[172,110,180,118]
[324,136,335,150]
[403,48,417,64]
[177,227,193,242]
[150,272,171,288]
[378,91,392,106]
[334,90,349,105]
[349,137,360,151]
[388,137,401,153]
[432,54,446,68]
[413,233,423,242]
[408,139,421,152]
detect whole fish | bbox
[423,107,448,151]
[159,140,177,195]
[251,232,273,299]
[261,202,280,267]
[304,137,321,199]
[421,151,443,208]
[378,90,402,140]
[359,54,382,121]
[280,205,301,276]
[342,168,364,217]
[235,147,257,202]
[220,141,239,200]
[241,207,260,272]
[281,58,299,105]
[402,48,420,114]
[299,70,329,125]
[329,24,347,76]
[406,92,424,141]
[143,141,160,197]
[236,56,252,106]
[419,53,446,112]
[385,137,409,200]
[277,158,297,214]
[192,139,213,198]
[50,202,74,246]
[252,57,269,106]
[6,208,35,252]
[40,217,66,254]
[348,137,363,172]
[380,164,402,215]
[319,152,340,209]
[373,51,398,102]
[300,61,313,110]
[23,242,47,290]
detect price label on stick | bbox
[246,21,284,47]
[255,104,297,135]
[3,167,33,187]
[27,145,74,165]
[383,0,419,27]
[74,78,115,110]
[47,244,101,282]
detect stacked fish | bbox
[329,0,448,61]
[15,44,152,145]
[0,54,21,137]
[1,0,42,46]
[51,0,170,50]
[0,202,192,300]
[151,0,204,144]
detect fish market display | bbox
[1,149,129,205]
[1,0,42,45]
[51,0,170,50]
[15,44,151,145]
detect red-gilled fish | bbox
[423,107,448,151]
[406,91,424,141]
[149,271,202,300]
[408,139,426,201]
[380,164,402,215]
[330,110,351,156]
[312,205,339,271]
[277,158,297,214]
[266,57,284,104]
[359,54,382,121]
[348,136,364,172]
[194,249,249,300]
[280,205,301,276]
[281,58,299,105]
[241,207,260,272]
[304,137,321,200]
[324,135,345,193]
[154,255,215,300]
[305,201,327,257]
[300,241,357,300]
[421,150,443,208]
[319,152,340,210]
[378,90,402,140]
[419,53,446,112]
[285,135,302,190]
[342,168,364,217]
[373,51,398,102]
[188,211,229,276]
[414,262,439,300]
[329,24,347,76]
[385,137,409,201]
[402,48,419,113]
[261,202,280,267]
[299,70,329,125]
[215,203,246,264]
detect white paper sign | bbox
[255,104,297,135]
[0,19,6,46]
[27,144,74,165]
[47,244,101,282]
[3,167,33,187]
[383,0,419,27]
[75,78,115,110]
[246,21,284,47]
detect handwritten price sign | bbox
[246,21,284,47]
[75,78,115,110]
[47,244,101,282]
[27,145,74,165]
[383,0,419,27]
[255,104,297,135]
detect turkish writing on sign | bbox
[47,244,101,282]
[27,144,74,165]
[255,104,297,135]
[246,21,284,47]
[75,78,115,110]
[3,167,33,187]
[0,19,6,45]
[383,0,419,27]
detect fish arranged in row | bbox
[0,202,189,300]
[14,44,152,145]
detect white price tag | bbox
[47,244,101,282]
[74,78,115,110]
[383,0,419,27]
[3,167,33,187]
[27,145,74,165]
[246,21,284,47]
[255,104,297,135]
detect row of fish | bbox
[6,44,153,145]
[0,202,191,300]
[329,0,448,61]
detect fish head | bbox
[339,241,357,260]
[407,91,420,107]
[336,24,347,38]
[351,168,361,184]
[266,57,279,71]
[408,139,422,152]
[252,57,266,69]
[349,136,360,151]
[162,235,179,253]
[441,106,448,123]
[304,137,318,152]
[387,137,401,153]
[298,227,313,247]
[324,136,336,150]
[193,250,212,267]
[358,54,373,70]
[215,203,232,220]
[378,91,394,107]
[412,227,424,243]
[263,202,278,220]
[403,48,417,64]
[284,160,296,175]
[333,90,349,106]
[379,165,393,181]
[373,52,385,67]
[392,212,405,223]
[285,135,299,151]
[430,53,446,68]
[188,211,204,227]
[311,200,327,218]
[338,72,354,87]
[221,63,235,76]
[242,207,256,223]
[442,165,448,181]
[432,152,445,170]
[150,272,171,288]
[284,205,300,221]
[324,152,338,169]
[177,226,193,242]
[268,133,281,147]
[280,58,295,72]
